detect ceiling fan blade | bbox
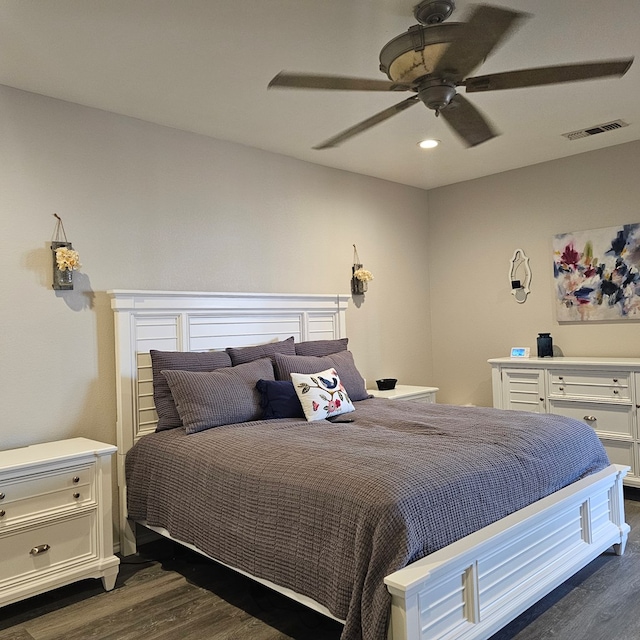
[434,5,528,80]
[269,72,409,92]
[439,94,498,147]
[313,96,420,149]
[465,59,633,92]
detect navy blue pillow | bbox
[256,379,304,419]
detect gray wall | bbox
[3,80,639,445]
[427,140,640,406]
[1,84,432,451]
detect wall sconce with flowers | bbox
[51,213,81,290]
[351,244,373,295]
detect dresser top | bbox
[489,356,640,368]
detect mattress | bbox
[126,398,609,640]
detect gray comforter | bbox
[126,398,609,640]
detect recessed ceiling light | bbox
[418,139,439,149]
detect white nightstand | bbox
[0,438,120,608]
[368,384,438,403]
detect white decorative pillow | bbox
[290,368,355,422]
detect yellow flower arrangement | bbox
[55,247,81,271]
[353,267,373,282]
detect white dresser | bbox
[368,384,438,403]
[0,438,120,607]
[489,357,640,487]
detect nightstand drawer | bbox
[549,399,633,438]
[0,465,94,527]
[549,370,630,400]
[0,512,96,585]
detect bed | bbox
[110,290,629,640]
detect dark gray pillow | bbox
[151,349,232,431]
[294,338,348,356]
[161,358,275,434]
[274,350,368,401]
[226,336,295,365]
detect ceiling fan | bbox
[268,0,633,149]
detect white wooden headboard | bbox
[109,290,349,552]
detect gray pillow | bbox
[161,358,275,434]
[150,349,232,431]
[226,336,295,365]
[294,338,348,356]
[274,350,368,401]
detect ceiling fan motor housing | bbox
[418,80,456,111]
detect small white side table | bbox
[0,437,120,608]
[368,384,438,403]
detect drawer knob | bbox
[613,378,618,383]
[72,476,80,484]
[0,492,4,500]
[559,386,564,391]
[30,544,50,556]
[584,415,597,422]
[73,492,81,499]
[613,389,619,395]
[558,376,564,381]
[0,509,5,518]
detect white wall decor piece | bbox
[509,248,531,303]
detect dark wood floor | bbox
[1,489,639,640]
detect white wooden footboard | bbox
[385,464,629,640]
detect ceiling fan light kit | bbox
[268,1,633,150]
[378,24,462,85]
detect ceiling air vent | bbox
[562,119,629,141]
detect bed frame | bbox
[110,290,629,640]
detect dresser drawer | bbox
[598,439,637,478]
[549,399,633,438]
[0,465,94,527]
[0,512,96,585]
[548,370,630,400]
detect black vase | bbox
[537,333,553,358]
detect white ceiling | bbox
[1,0,638,190]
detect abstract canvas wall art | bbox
[553,223,640,321]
